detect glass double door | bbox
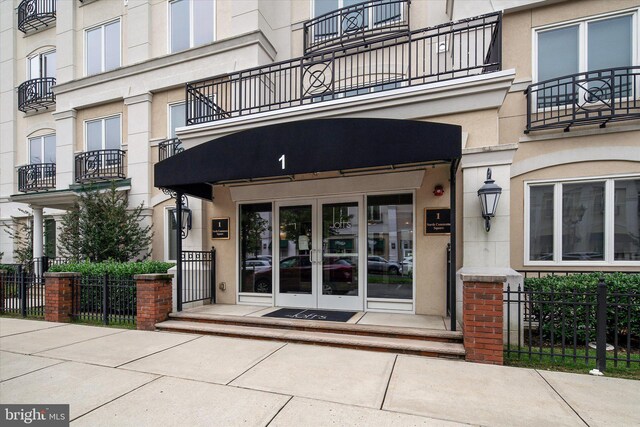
[275,197,363,311]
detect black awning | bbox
[155,118,461,199]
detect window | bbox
[166,208,177,261]
[28,50,55,80]
[29,134,56,164]
[239,203,273,293]
[168,103,186,139]
[366,194,413,299]
[169,0,215,53]
[526,177,640,264]
[86,20,121,75]
[85,116,121,151]
[535,12,635,106]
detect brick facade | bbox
[44,272,79,323]
[461,274,505,365]
[135,274,173,331]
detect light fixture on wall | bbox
[477,168,502,232]
[172,195,192,239]
[433,184,445,197]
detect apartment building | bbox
[1,0,638,321]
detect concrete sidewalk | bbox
[0,318,638,426]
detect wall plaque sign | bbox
[211,217,230,239]
[424,208,451,235]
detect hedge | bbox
[48,260,175,278]
[524,273,640,346]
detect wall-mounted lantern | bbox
[173,195,192,239]
[477,168,502,232]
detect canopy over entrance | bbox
[154,118,461,199]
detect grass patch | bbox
[70,317,136,330]
[505,346,640,380]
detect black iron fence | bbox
[18,0,56,33]
[304,0,410,54]
[525,66,640,133]
[75,149,126,183]
[71,275,137,326]
[0,256,68,318]
[18,77,56,113]
[18,163,56,192]
[180,249,216,307]
[186,12,501,125]
[504,278,639,371]
[158,138,184,161]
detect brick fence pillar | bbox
[44,272,80,323]
[461,274,505,365]
[135,274,173,331]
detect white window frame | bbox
[27,133,56,165]
[532,8,640,85]
[167,101,186,139]
[167,0,216,54]
[26,49,56,80]
[84,18,122,76]
[310,0,404,29]
[524,174,640,267]
[84,114,122,152]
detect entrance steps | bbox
[155,312,465,358]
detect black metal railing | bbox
[18,0,56,34]
[18,163,56,192]
[186,12,501,125]
[180,249,216,307]
[18,77,56,113]
[71,275,137,326]
[0,256,69,318]
[74,149,126,183]
[525,66,640,133]
[504,277,640,371]
[304,0,410,54]
[158,138,184,161]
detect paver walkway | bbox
[1,317,638,426]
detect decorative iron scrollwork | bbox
[342,9,365,34]
[303,61,333,97]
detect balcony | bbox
[18,77,56,113]
[186,12,501,126]
[18,163,56,192]
[18,0,56,34]
[158,138,184,161]
[75,149,126,184]
[303,0,410,54]
[525,66,640,133]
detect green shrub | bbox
[523,273,640,346]
[48,260,175,278]
[0,264,17,273]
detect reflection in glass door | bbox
[318,199,363,311]
[276,203,316,308]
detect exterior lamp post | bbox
[477,168,502,232]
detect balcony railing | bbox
[18,77,56,113]
[17,163,56,192]
[75,149,126,183]
[158,138,184,161]
[525,66,640,133]
[303,0,410,54]
[18,0,56,34]
[186,12,501,126]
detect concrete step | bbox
[155,320,466,358]
[168,311,463,343]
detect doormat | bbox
[263,308,357,322]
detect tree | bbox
[2,208,33,265]
[59,185,153,262]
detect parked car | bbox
[400,256,413,276]
[253,255,354,294]
[242,259,271,270]
[367,256,401,275]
